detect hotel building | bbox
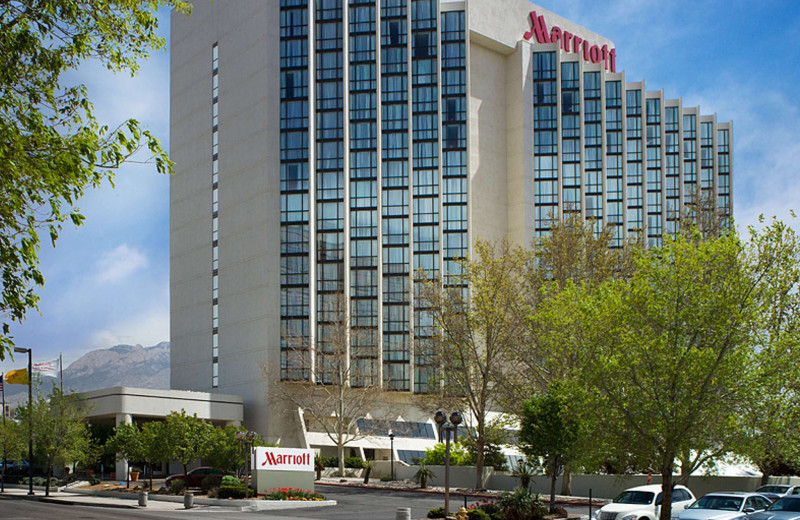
[170,0,732,450]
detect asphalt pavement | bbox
[0,481,596,520]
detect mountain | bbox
[2,342,170,404]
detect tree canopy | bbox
[0,0,190,360]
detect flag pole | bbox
[59,353,63,393]
[1,371,5,493]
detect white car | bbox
[594,484,697,520]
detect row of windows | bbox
[532,52,731,238]
[211,42,220,388]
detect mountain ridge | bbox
[2,341,170,404]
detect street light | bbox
[434,410,462,517]
[13,346,33,496]
[234,430,258,498]
[388,432,395,480]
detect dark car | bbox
[165,467,225,488]
[0,460,30,476]
[749,497,800,520]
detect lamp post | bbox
[434,410,462,517]
[235,430,257,498]
[388,432,395,480]
[13,347,33,496]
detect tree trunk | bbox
[560,466,573,496]
[149,462,154,490]
[46,464,53,497]
[475,441,486,489]
[337,443,345,478]
[760,470,770,486]
[549,459,559,513]
[659,466,675,520]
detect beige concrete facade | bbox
[170,0,732,446]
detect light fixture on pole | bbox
[13,346,33,496]
[388,432,395,480]
[434,410,462,517]
[235,430,258,499]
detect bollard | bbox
[138,491,148,507]
[184,492,194,509]
[396,507,411,520]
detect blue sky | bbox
[2,1,799,374]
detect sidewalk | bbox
[0,485,188,511]
[0,483,337,512]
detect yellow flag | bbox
[5,369,29,385]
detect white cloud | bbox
[85,303,170,354]
[94,244,149,283]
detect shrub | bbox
[512,461,536,490]
[169,478,185,495]
[414,462,435,489]
[553,506,569,518]
[89,476,101,485]
[217,484,247,499]
[467,509,491,520]
[344,456,364,469]
[427,506,447,518]
[321,456,339,468]
[468,499,501,518]
[380,475,393,482]
[221,475,240,486]
[499,488,547,520]
[423,442,472,466]
[201,475,222,494]
[263,486,325,501]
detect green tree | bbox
[515,216,636,494]
[559,229,758,520]
[140,421,170,490]
[416,239,528,489]
[0,0,191,360]
[422,442,472,466]
[518,384,580,512]
[163,410,213,477]
[734,216,800,483]
[19,385,93,496]
[203,424,268,476]
[106,422,143,488]
[0,417,26,488]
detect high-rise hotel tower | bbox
[170,0,732,442]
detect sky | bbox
[2,1,800,375]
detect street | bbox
[0,484,594,520]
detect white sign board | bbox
[252,447,314,473]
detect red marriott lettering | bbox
[261,452,311,467]
[523,11,617,73]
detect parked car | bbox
[593,484,696,520]
[165,467,225,488]
[748,497,800,520]
[0,460,30,475]
[676,492,772,520]
[755,486,800,502]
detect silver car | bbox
[755,486,800,502]
[677,492,771,520]
[749,497,800,520]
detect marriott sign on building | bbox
[170,0,733,457]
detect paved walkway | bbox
[0,485,189,511]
